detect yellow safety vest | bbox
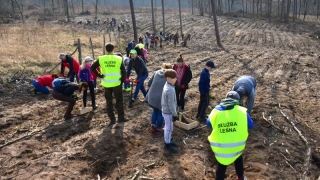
[99,55,122,88]
[208,105,248,165]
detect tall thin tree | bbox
[95,0,98,21]
[178,0,183,36]
[211,0,222,47]
[129,0,138,42]
[151,0,156,33]
[64,0,69,22]
[162,0,165,36]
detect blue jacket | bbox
[206,105,254,129]
[198,68,210,94]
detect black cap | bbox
[206,60,216,68]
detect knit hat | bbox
[226,91,240,100]
[206,60,216,68]
[130,49,137,54]
[84,56,94,61]
[58,53,66,59]
[236,87,246,97]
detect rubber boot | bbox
[64,107,74,120]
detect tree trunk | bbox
[162,0,165,36]
[81,0,84,13]
[286,0,291,22]
[246,0,248,15]
[11,0,15,13]
[242,0,245,17]
[256,0,259,18]
[253,0,255,19]
[71,0,75,17]
[211,0,222,48]
[269,0,272,21]
[95,0,98,21]
[192,0,194,15]
[14,0,24,23]
[51,0,54,13]
[151,0,156,33]
[260,0,262,17]
[43,0,46,21]
[299,0,301,18]
[280,0,284,21]
[64,0,69,22]
[317,0,320,19]
[129,0,138,42]
[178,0,183,36]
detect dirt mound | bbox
[1,13,320,179]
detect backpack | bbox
[52,78,69,88]
[79,68,91,82]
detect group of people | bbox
[32,40,257,180]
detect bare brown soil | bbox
[1,13,320,180]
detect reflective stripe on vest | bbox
[99,55,122,88]
[207,105,248,166]
[214,150,243,158]
[210,141,246,148]
[103,73,121,76]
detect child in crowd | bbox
[161,70,179,153]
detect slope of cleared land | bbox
[0,13,320,179]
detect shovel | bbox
[128,80,134,108]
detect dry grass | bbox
[0,23,116,77]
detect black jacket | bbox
[173,63,192,89]
[126,56,148,79]
[54,83,78,97]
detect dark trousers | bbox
[104,85,124,121]
[197,93,209,118]
[69,72,79,83]
[83,81,95,108]
[175,87,186,110]
[52,91,76,110]
[216,155,244,180]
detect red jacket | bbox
[61,56,80,76]
[35,75,55,88]
[91,66,101,80]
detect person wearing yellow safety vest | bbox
[207,91,254,180]
[91,43,128,125]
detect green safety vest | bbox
[99,55,122,88]
[208,105,248,165]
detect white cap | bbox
[84,56,94,61]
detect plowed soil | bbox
[1,13,320,180]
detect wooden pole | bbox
[89,37,95,59]
[103,34,106,55]
[78,39,82,64]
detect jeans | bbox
[33,79,50,94]
[83,81,95,107]
[133,73,148,100]
[197,93,209,118]
[216,155,244,180]
[93,79,97,88]
[162,113,173,144]
[151,108,164,129]
[123,81,130,89]
[175,87,186,110]
[69,72,79,83]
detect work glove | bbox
[134,79,139,84]
[98,74,104,78]
[172,116,178,122]
[126,78,130,83]
[181,85,185,89]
